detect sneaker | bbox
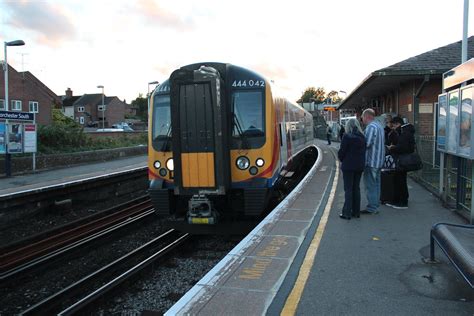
[360,209,379,214]
[392,203,408,209]
[385,203,396,208]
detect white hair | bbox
[345,118,363,134]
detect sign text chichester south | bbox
[0,111,35,121]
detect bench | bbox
[430,222,474,288]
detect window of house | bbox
[0,99,4,110]
[77,106,85,112]
[11,100,22,111]
[29,101,39,113]
[79,117,85,124]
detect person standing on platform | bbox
[326,124,332,145]
[338,118,366,220]
[339,123,345,141]
[386,116,415,209]
[361,108,385,214]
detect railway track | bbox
[21,229,189,315]
[0,197,154,280]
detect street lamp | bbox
[148,80,159,97]
[97,85,105,129]
[3,39,25,178]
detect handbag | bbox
[396,149,423,172]
[382,154,397,171]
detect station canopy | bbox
[339,36,474,110]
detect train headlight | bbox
[159,168,167,177]
[256,158,265,167]
[166,158,174,171]
[236,156,250,170]
[249,166,258,175]
[154,160,161,169]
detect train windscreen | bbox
[152,94,172,151]
[231,91,265,149]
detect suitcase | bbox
[380,170,396,204]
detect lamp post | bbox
[97,85,105,129]
[3,39,25,178]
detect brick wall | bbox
[105,97,126,126]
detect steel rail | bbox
[1,204,154,280]
[21,230,189,315]
[1,199,152,273]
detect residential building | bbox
[0,64,61,125]
[73,93,128,127]
[61,88,80,119]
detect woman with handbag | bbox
[337,118,366,219]
[386,116,416,209]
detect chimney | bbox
[66,88,73,98]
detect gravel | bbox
[0,215,164,315]
[91,236,240,315]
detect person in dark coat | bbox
[387,116,415,209]
[338,123,345,141]
[338,118,366,219]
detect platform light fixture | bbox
[97,85,105,129]
[4,39,25,178]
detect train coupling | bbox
[187,195,218,225]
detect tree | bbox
[131,94,148,122]
[297,87,326,103]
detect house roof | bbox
[340,36,474,109]
[62,96,81,107]
[72,94,125,107]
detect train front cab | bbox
[148,63,279,225]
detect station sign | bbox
[0,110,35,121]
[323,107,336,112]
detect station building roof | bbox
[339,36,474,109]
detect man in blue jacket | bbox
[361,109,385,214]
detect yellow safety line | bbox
[280,160,339,316]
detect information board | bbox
[0,123,5,154]
[447,90,460,154]
[437,93,447,151]
[7,123,23,154]
[23,124,37,153]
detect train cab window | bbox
[231,91,265,149]
[152,94,172,151]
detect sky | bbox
[0,0,473,103]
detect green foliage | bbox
[131,94,148,122]
[38,109,147,154]
[297,87,345,104]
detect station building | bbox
[339,36,474,221]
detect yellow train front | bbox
[148,62,313,232]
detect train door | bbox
[178,83,216,188]
[169,66,231,196]
[279,102,288,166]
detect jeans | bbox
[364,166,381,212]
[393,171,408,205]
[342,170,362,217]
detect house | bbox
[72,93,128,127]
[61,88,80,119]
[0,64,61,125]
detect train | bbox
[148,62,314,230]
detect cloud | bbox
[4,0,76,47]
[136,0,194,31]
[252,63,290,82]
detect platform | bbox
[0,155,147,197]
[166,142,474,315]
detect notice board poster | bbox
[7,123,23,154]
[0,123,5,154]
[437,93,447,151]
[459,86,473,157]
[447,90,460,154]
[23,124,37,153]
